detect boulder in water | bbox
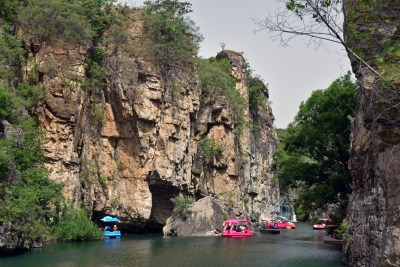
[163,196,226,236]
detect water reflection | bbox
[0,223,342,267]
[104,238,121,249]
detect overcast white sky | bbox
[119,0,352,128]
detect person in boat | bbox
[105,225,111,231]
[113,225,118,231]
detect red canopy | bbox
[223,219,251,224]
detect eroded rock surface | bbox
[343,1,400,266]
[19,9,279,235]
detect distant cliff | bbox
[343,1,400,266]
[18,8,279,235]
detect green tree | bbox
[0,116,64,244]
[273,72,357,220]
[54,204,103,242]
[141,0,203,67]
[17,0,94,44]
[0,24,25,76]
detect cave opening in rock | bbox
[145,181,179,233]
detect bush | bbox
[248,74,267,113]
[337,219,352,240]
[198,137,223,162]
[91,105,105,124]
[54,205,103,241]
[18,82,48,108]
[84,59,106,92]
[220,191,235,209]
[170,196,194,219]
[310,216,321,224]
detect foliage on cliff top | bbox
[141,0,203,67]
[17,0,94,44]
[198,57,247,129]
[272,72,357,221]
[1,0,116,45]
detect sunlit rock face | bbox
[343,1,400,266]
[25,9,279,234]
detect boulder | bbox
[163,196,226,236]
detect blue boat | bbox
[101,216,121,239]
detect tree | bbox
[17,0,94,44]
[273,72,357,220]
[254,0,343,48]
[141,0,203,67]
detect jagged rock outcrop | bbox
[163,196,226,236]
[20,8,279,234]
[191,50,279,222]
[343,1,400,266]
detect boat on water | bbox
[222,219,253,237]
[324,235,343,245]
[313,218,333,230]
[268,216,296,229]
[101,216,121,239]
[259,218,280,234]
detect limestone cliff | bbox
[343,1,400,266]
[23,9,279,233]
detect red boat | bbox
[267,216,296,229]
[313,218,333,230]
[222,219,253,237]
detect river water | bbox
[0,223,342,267]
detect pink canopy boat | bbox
[222,219,253,237]
[313,218,333,230]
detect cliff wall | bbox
[343,1,400,266]
[23,9,279,233]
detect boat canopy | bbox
[261,218,275,221]
[223,219,251,224]
[319,218,333,221]
[101,216,120,222]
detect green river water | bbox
[0,223,342,267]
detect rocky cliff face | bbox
[23,9,279,233]
[343,1,400,266]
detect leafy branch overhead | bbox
[252,0,398,90]
[253,0,343,48]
